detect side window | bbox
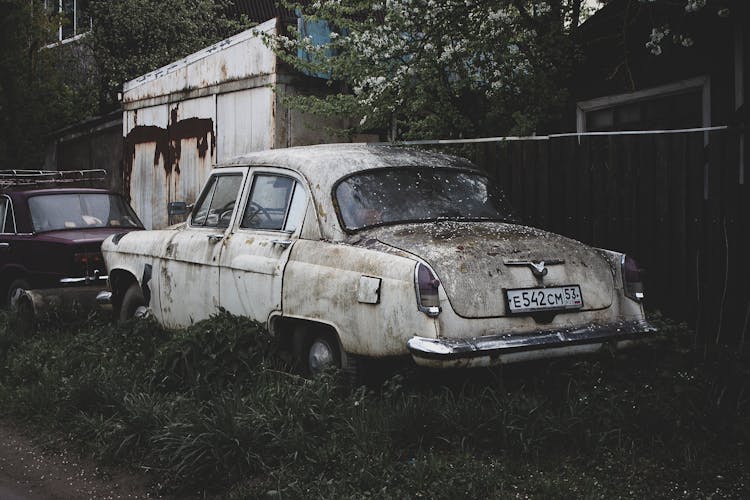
[0,197,15,234]
[191,174,242,228]
[241,174,307,231]
[284,182,307,232]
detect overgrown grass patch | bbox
[0,310,748,498]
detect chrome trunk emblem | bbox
[503,259,564,278]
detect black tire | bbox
[14,293,35,336]
[7,278,30,311]
[119,282,146,323]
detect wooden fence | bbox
[431,130,749,351]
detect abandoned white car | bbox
[100,144,656,373]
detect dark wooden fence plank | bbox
[578,138,593,243]
[685,132,705,332]
[702,131,725,347]
[563,137,580,238]
[619,135,638,258]
[669,133,689,316]
[536,140,550,231]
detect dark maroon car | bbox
[0,171,143,312]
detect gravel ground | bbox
[0,421,157,500]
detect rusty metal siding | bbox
[123,105,168,229]
[122,19,278,106]
[216,87,274,161]
[122,20,278,229]
[167,97,217,228]
[123,98,217,230]
[122,17,351,230]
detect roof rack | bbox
[0,169,107,188]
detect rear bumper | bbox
[17,285,108,319]
[407,319,658,368]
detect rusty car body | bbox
[0,170,144,318]
[100,144,656,372]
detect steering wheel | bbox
[217,201,236,227]
[243,201,273,225]
[219,209,233,224]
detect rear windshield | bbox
[335,168,514,231]
[28,193,143,232]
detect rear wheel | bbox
[7,278,30,311]
[119,282,146,323]
[297,331,341,376]
[308,336,340,374]
[7,278,33,334]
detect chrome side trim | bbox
[59,275,108,284]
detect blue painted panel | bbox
[296,16,334,79]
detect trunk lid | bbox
[370,222,614,318]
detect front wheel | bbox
[118,282,147,323]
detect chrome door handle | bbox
[271,239,292,248]
[0,242,9,249]
[207,234,223,243]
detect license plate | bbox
[505,285,583,314]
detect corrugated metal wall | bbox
[122,20,278,229]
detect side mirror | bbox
[167,201,192,216]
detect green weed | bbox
[0,310,747,498]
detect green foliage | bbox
[0,0,247,168]
[0,310,748,498]
[268,0,587,140]
[0,0,98,168]
[86,0,248,108]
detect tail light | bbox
[74,252,104,274]
[74,252,103,265]
[415,262,441,317]
[621,254,644,301]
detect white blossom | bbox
[684,0,706,13]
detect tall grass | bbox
[0,310,747,498]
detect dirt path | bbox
[0,421,158,499]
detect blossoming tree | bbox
[269,0,597,140]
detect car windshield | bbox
[335,168,515,231]
[28,193,143,232]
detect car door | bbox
[218,169,309,323]
[158,169,246,328]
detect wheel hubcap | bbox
[9,287,25,312]
[308,339,335,374]
[134,305,150,319]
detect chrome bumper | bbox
[407,319,658,368]
[16,285,109,320]
[59,275,108,285]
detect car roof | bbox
[2,187,115,199]
[215,143,480,182]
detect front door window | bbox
[241,174,295,230]
[191,174,242,228]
